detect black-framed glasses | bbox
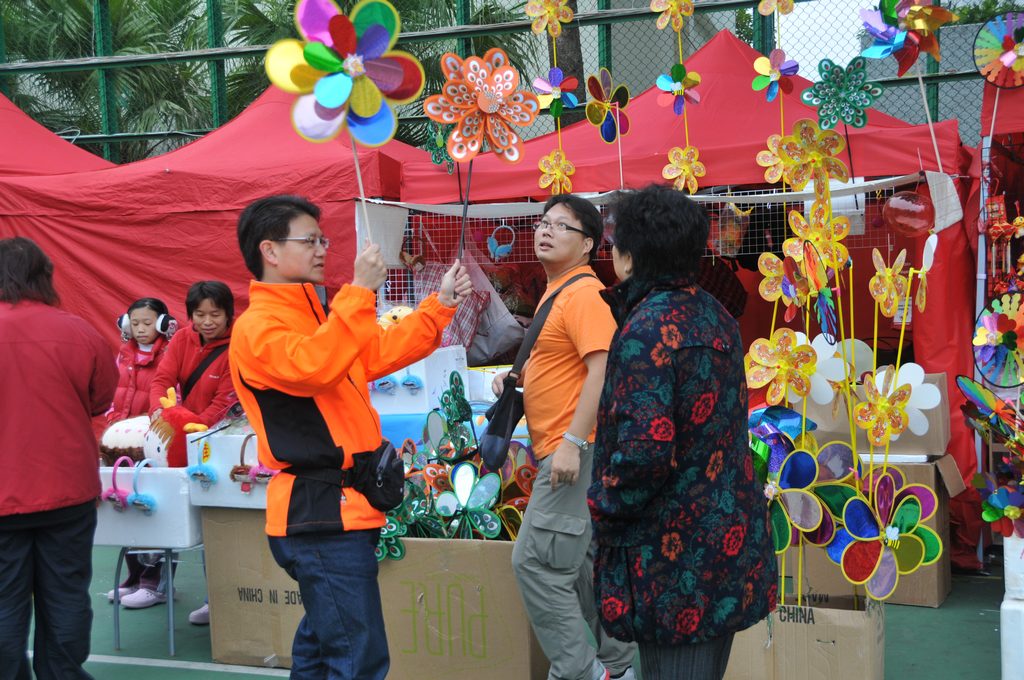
[273,235,331,249]
[533,220,587,236]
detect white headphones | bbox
[117,306,176,342]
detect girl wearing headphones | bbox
[106,297,176,424]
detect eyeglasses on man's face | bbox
[274,235,331,249]
[532,220,588,237]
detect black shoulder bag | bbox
[180,345,228,403]
[479,273,596,470]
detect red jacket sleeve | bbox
[149,332,185,412]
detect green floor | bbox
[79,547,1003,679]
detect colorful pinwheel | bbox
[525,0,574,38]
[423,48,540,163]
[585,68,630,144]
[758,0,794,17]
[854,363,939,447]
[784,200,851,270]
[974,13,1024,89]
[435,462,502,539]
[752,49,799,103]
[836,470,941,600]
[745,328,817,406]
[756,134,786,184]
[757,253,810,324]
[777,119,849,201]
[869,248,909,318]
[538,149,575,194]
[974,293,1024,388]
[975,476,1024,538]
[957,375,1021,433]
[801,57,882,129]
[662,146,705,194]
[264,0,425,146]
[756,434,825,554]
[657,64,701,114]
[650,0,694,32]
[533,67,580,119]
[861,1,957,76]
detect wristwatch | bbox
[562,432,593,453]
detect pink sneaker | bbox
[120,587,167,609]
[106,585,138,603]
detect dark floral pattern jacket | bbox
[588,276,777,645]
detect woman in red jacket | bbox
[117,282,237,619]
[106,297,176,424]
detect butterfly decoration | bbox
[956,375,1021,433]
[915,233,937,313]
[656,64,701,115]
[585,68,631,144]
[533,67,580,119]
[973,292,1024,389]
[973,13,1024,90]
[264,0,425,146]
[833,470,941,600]
[752,49,799,103]
[488,225,516,260]
[423,48,540,163]
[436,462,502,538]
[868,248,909,318]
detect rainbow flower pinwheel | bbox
[745,328,817,406]
[533,68,580,119]
[423,48,540,163]
[860,1,957,76]
[586,68,630,144]
[656,64,701,115]
[525,0,574,38]
[752,49,799,103]
[830,470,941,600]
[264,0,425,146]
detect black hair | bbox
[609,185,709,281]
[0,237,59,306]
[186,281,234,323]
[127,297,169,318]
[542,194,603,263]
[237,195,322,279]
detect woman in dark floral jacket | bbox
[588,186,777,680]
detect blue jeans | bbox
[268,529,388,680]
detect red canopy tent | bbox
[981,83,1024,137]
[0,93,113,175]
[0,87,430,345]
[400,30,962,204]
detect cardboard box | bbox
[725,598,885,680]
[203,508,546,678]
[95,466,202,548]
[370,346,469,416]
[802,373,950,456]
[783,454,964,607]
[185,432,269,510]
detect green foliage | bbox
[948,0,1024,25]
[735,8,754,46]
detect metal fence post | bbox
[456,0,472,58]
[598,0,612,71]
[752,10,775,56]
[93,0,120,162]
[0,14,8,97]
[207,0,228,127]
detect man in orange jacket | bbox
[230,195,472,679]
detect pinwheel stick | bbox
[915,62,943,171]
[988,87,1002,142]
[351,137,374,245]
[614,103,624,190]
[457,159,475,260]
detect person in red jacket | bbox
[106,297,176,424]
[0,237,119,679]
[116,281,237,615]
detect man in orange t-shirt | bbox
[494,195,636,680]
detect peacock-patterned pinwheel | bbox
[662,146,706,194]
[752,49,799,103]
[436,462,502,539]
[801,57,882,130]
[525,0,574,38]
[423,47,540,163]
[375,511,408,561]
[869,247,909,318]
[833,470,942,600]
[585,68,630,144]
[657,64,701,115]
[777,119,850,202]
[264,0,425,146]
[745,328,817,406]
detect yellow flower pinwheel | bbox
[538,149,574,195]
[745,328,817,406]
[663,145,706,194]
[525,0,574,38]
[854,365,912,447]
[650,0,694,32]
[784,200,851,270]
[758,0,794,17]
[778,119,850,201]
[756,134,786,185]
[869,248,909,318]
